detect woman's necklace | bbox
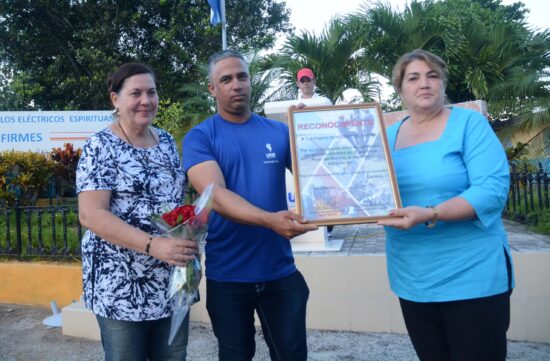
[116,120,177,179]
[117,120,158,148]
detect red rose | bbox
[161,205,196,227]
[161,211,178,226]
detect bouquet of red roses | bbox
[152,183,214,345]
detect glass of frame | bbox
[288,103,402,225]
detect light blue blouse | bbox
[385,107,514,302]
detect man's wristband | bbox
[145,236,154,255]
[425,206,439,228]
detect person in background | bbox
[296,67,334,237]
[183,49,317,361]
[77,63,197,360]
[296,67,331,102]
[377,49,514,361]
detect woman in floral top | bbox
[76,63,197,360]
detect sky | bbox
[281,0,548,102]
[285,0,549,35]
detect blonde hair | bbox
[392,49,448,94]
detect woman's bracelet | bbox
[145,236,154,255]
[425,206,439,228]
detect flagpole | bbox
[220,0,227,50]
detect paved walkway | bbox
[294,219,550,256]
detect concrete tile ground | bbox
[295,220,550,256]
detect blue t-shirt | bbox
[183,113,296,282]
[385,107,514,302]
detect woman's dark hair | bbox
[108,63,156,94]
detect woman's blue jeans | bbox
[206,270,309,361]
[96,313,189,361]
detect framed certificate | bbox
[288,103,402,225]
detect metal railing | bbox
[0,203,82,260]
[0,165,548,259]
[0,174,81,259]
[505,162,550,222]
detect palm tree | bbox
[347,0,457,85]
[349,0,549,153]
[261,17,379,104]
[154,52,298,141]
[153,63,214,146]
[487,29,550,152]
[247,52,297,113]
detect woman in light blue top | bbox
[378,49,514,361]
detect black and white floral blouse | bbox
[76,127,185,321]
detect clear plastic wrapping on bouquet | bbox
[152,183,214,345]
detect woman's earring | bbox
[112,107,119,117]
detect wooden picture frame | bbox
[288,103,402,225]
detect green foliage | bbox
[0,0,292,110]
[351,0,532,101]
[505,142,531,162]
[247,52,296,112]
[508,204,550,236]
[152,53,280,146]
[505,160,549,235]
[381,92,403,113]
[261,17,379,104]
[153,61,215,146]
[154,98,212,150]
[50,143,82,190]
[532,210,550,235]
[0,151,59,206]
[486,29,550,139]
[154,100,187,143]
[349,0,549,152]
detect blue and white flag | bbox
[207,0,221,25]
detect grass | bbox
[505,195,550,235]
[528,208,550,235]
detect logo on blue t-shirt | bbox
[264,143,279,164]
[265,143,276,159]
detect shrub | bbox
[50,143,82,197]
[154,98,213,150]
[0,151,59,206]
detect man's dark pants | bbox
[206,270,309,361]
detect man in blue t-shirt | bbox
[182,49,317,361]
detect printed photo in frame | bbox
[288,103,402,225]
